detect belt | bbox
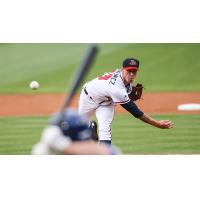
[84,88,88,95]
[84,88,94,101]
[84,87,110,105]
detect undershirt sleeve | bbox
[120,100,144,118]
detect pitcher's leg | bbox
[78,89,97,117]
[96,105,115,144]
[78,89,99,141]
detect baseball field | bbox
[0,43,200,154]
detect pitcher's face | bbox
[122,69,137,85]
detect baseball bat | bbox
[61,44,98,111]
[53,44,98,124]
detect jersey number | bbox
[98,72,113,80]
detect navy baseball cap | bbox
[122,58,139,70]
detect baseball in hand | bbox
[29,81,39,90]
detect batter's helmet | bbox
[50,109,92,141]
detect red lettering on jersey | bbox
[98,72,114,80]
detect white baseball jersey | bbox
[84,69,132,105]
[78,69,132,141]
[31,126,71,155]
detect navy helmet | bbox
[50,109,92,141]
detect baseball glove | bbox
[129,83,144,101]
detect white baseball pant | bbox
[78,89,115,141]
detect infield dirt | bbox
[0,92,200,116]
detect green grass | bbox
[0,43,200,93]
[113,114,200,154]
[0,116,48,154]
[0,114,200,154]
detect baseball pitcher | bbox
[78,58,174,145]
